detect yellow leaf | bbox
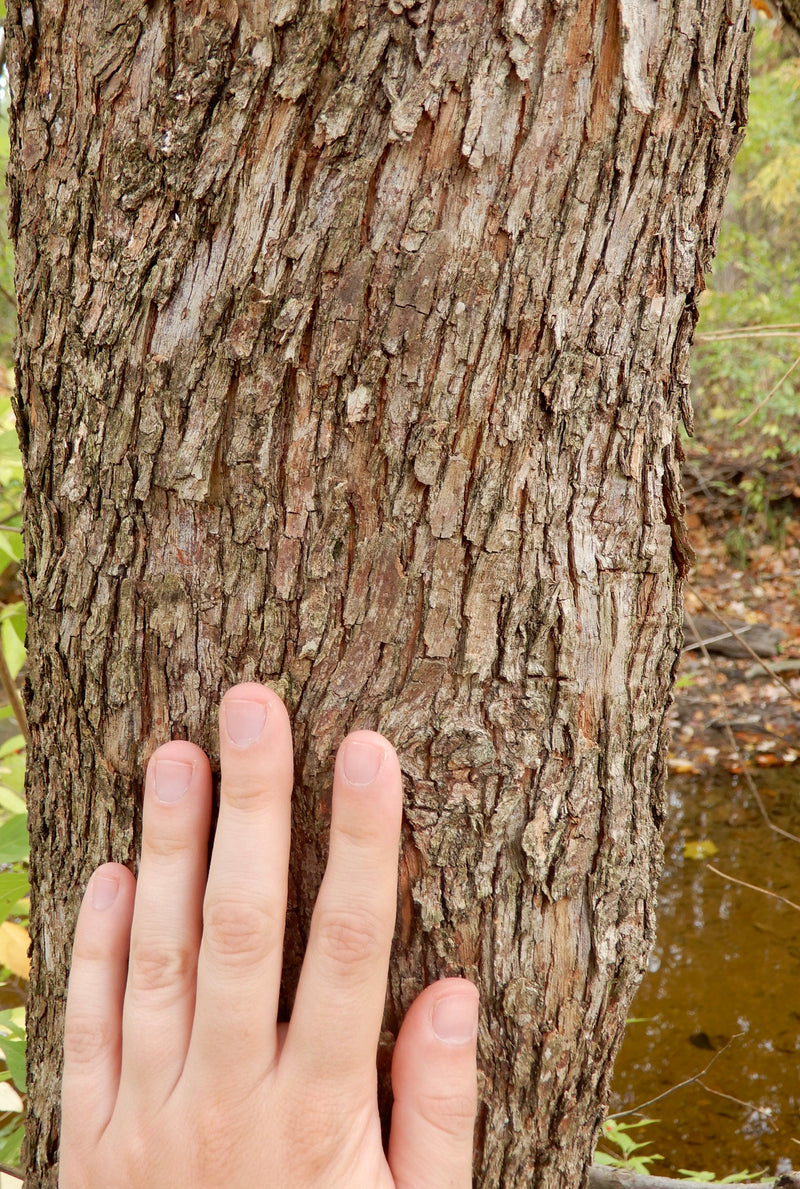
[668,757,699,774]
[684,840,718,861]
[0,922,30,980]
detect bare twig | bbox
[0,642,29,747]
[686,586,799,700]
[698,320,800,334]
[608,1034,741,1120]
[682,625,753,653]
[736,350,800,427]
[696,330,800,341]
[707,864,800,913]
[694,1078,776,1125]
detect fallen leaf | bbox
[668,757,699,774]
[684,839,719,860]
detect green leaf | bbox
[0,737,26,761]
[0,530,22,566]
[0,603,26,681]
[0,432,20,467]
[0,763,26,798]
[0,741,27,796]
[0,871,29,927]
[0,816,28,864]
[0,1010,26,1093]
[0,1121,23,1172]
[0,787,26,816]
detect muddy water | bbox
[610,766,800,1178]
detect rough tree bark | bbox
[8,1,752,1186]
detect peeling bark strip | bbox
[8,1,751,1185]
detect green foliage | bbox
[594,1118,663,1174]
[594,1118,771,1182]
[692,18,800,458]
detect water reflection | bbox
[610,767,800,1177]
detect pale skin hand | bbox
[60,684,479,1188]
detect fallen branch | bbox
[589,1167,800,1189]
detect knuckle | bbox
[128,939,195,997]
[220,768,270,808]
[142,824,195,861]
[415,1086,478,1136]
[202,893,282,967]
[189,1099,240,1168]
[63,1011,116,1069]
[278,1093,367,1178]
[314,905,383,974]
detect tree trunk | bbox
[8,1,751,1185]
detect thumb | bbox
[388,978,479,1189]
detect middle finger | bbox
[187,684,293,1085]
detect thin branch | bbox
[699,320,800,334]
[694,1079,776,1125]
[608,1034,741,1120]
[736,350,800,427]
[682,625,753,653]
[686,586,799,701]
[696,330,800,341]
[0,644,29,748]
[707,864,800,913]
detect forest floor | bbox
[670,444,800,776]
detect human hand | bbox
[59,684,479,1188]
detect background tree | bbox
[5,0,767,1185]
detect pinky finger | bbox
[61,864,136,1149]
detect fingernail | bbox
[224,699,267,747]
[154,759,193,804]
[432,993,479,1044]
[91,872,120,911]
[341,737,384,786]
